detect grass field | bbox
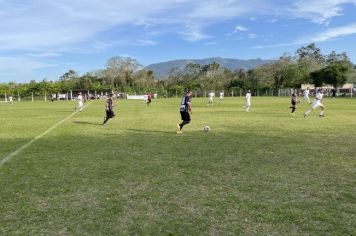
[0,97,355,235]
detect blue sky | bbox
[1,0,356,82]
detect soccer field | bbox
[1,97,355,235]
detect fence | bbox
[1,88,355,102]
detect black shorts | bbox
[180,111,190,122]
[291,101,297,106]
[106,110,115,118]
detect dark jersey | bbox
[180,95,191,112]
[107,98,113,111]
[291,94,297,103]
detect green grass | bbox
[0,97,355,235]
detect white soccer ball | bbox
[203,126,210,132]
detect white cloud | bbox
[1,0,354,53]
[26,52,62,58]
[253,22,356,49]
[288,0,356,24]
[233,25,249,33]
[303,22,356,42]
[0,57,57,76]
[248,33,258,39]
[204,41,218,46]
[180,30,211,42]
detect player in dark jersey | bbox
[177,90,192,134]
[103,94,115,125]
[289,89,299,115]
[146,92,152,106]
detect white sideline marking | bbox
[0,103,90,168]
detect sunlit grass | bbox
[0,97,355,235]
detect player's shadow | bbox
[126,128,172,134]
[73,121,102,126]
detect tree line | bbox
[1,43,355,98]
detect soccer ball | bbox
[203,126,210,132]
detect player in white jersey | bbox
[207,91,214,106]
[219,91,224,102]
[76,92,84,112]
[303,89,325,117]
[245,90,251,112]
[303,87,311,104]
[9,96,13,104]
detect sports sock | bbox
[179,120,190,130]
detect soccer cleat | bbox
[176,123,181,132]
[176,130,182,134]
[319,114,325,117]
[303,113,307,118]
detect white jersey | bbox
[220,92,224,99]
[312,92,323,109]
[77,95,83,102]
[315,92,323,100]
[246,92,251,106]
[304,89,310,97]
[208,92,214,101]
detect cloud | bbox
[288,0,356,24]
[248,33,258,39]
[180,30,211,42]
[2,0,354,53]
[0,56,57,77]
[233,25,249,33]
[204,41,218,46]
[26,52,62,58]
[307,22,356,41]
[253,22,356,49]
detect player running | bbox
[303,87,311,104]
[289,89,299,115]
[103,93,116,125]
[177,90,192,134]
[219,91,224,102]
[304,89,325,118]
[245,90,251,112]
[146,92,152,106]
[207,91,214,106]
[75,92,84,112]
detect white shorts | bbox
[78,101,83,108]
[312,100,321,109]
[246,101,251,107]
[208,98,213,102]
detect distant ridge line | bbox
[144,57,272,79]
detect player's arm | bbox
[105,99,109,110]
[188,101,192,114]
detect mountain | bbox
[145,57,272,79]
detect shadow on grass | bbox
[126,128,173,134]
[73,120,102,126]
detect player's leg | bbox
[179,112,190,131]
[291,104,297,114]
[103,110,111,124]
[319,104,325,117]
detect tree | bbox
[310,63,350,88]
[106,56,142,89]
[296,43,325,84]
